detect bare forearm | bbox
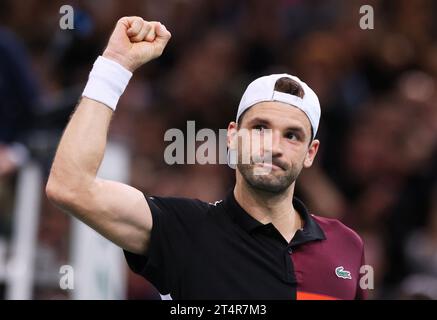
[48,98,112,194]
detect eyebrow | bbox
[246,117,271,127]
[246,117,307,138]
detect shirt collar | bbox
[223,190,326,243]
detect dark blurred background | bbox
[0,0,436,299]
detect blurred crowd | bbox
[0,0,436,299]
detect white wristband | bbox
[82,56,133,111]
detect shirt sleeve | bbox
[123,195,210,295]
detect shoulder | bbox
[312,215,364,250]
[145,195,222,233]
[145,194,221,221]
[147,195,210,210]
[145,195,213,219]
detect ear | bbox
[303,139,320,168]
[227,122,238,149]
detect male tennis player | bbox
[46,17,366,300]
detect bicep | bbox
[71,178,152,254]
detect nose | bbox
[272,130,284,157]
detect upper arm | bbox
[64,178,152,254]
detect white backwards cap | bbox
[236,74,321,139]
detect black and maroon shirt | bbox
[124,190,366,300]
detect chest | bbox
[171,216,360,300]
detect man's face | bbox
[228,102,320,194]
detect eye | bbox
[285,132,298,140]
[253,125,267,132]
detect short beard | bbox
[237,160,302,194]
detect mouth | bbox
[255,162,283,171]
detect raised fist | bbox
[102,17,171,72]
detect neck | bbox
[234,172,303,242]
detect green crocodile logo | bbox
[335,266,352,280]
